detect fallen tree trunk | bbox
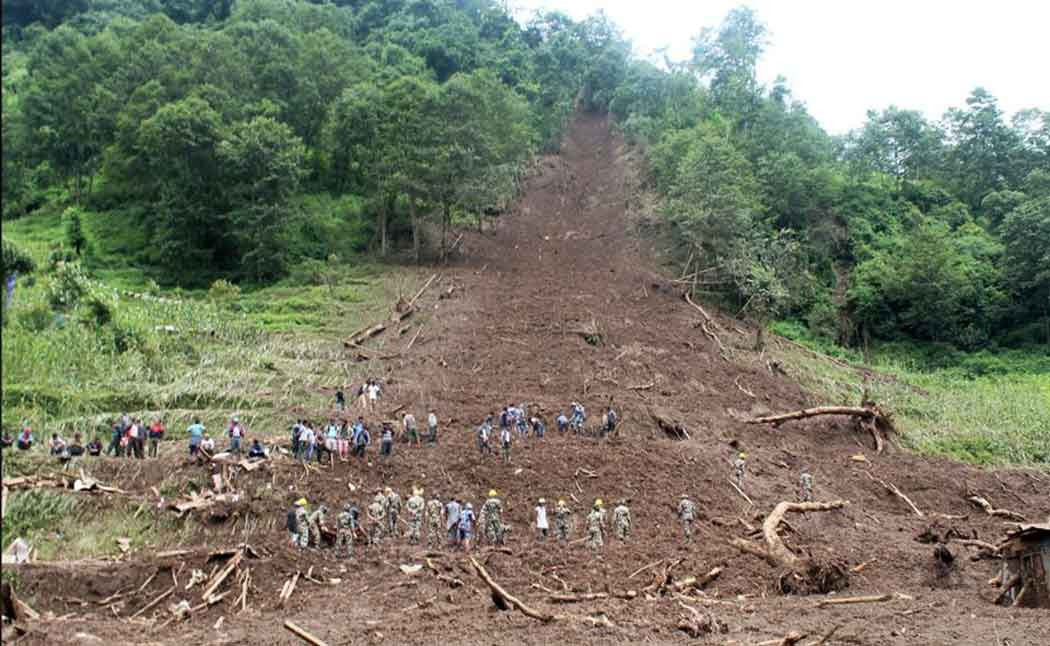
[731,501,851,595]
[471,557,554,622]
[747,406,880,427]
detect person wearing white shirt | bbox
[534,498,549,539]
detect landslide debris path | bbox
[14,115,1049,646]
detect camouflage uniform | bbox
[587,508,605,549]
[481,497,505,545]
[554,504,572,541]
[336,505,357,558]
[612,502,631,541]
[368,495,386,545]
[733,457,746,489]
[426,498,444,548]
[294,505,310,548]
[307,505,327,547]
[405,493,425,545]
[799,472,814,502]
[677,497,697,540]
[385,490,402,537]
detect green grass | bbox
[771,320,1050,468]
[2,212,426,442]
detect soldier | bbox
[733,452,747,489]
[587,499,606,549]
[406,487,425,545]
[385,487,402,538]
[426,494,444,548]
[307,504,328,547]
[554,499,572,541]
[677,494,697,540]
[336,502,359,558]
[799,470,814,502]
[290,498,309,548]
[612,499,631,541]
[481,489,505,545]
[368,492,386,545]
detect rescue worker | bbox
[734,452,747,489]
[554,499,572,541]
[368,492,386,545]
[477,417,493,455]
[336,502,358,558]
[385,487,402,537]
[307,504,327,547]
[289,498,309,548]
[481,489,505,545]
[587,499,606,549]
[677,494,697,540]
[426,494,444,548]
[799,470,814,502]
[500,425,512,463]
[406,487,425,545]
[612,499,631,541]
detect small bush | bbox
[47,261,90,311]
[17,303,52,332]
[79,291,115,327]
[208,279,241,301]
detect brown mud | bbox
[8,115,1049,645]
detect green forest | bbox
[1,1,1048,464]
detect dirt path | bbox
[13,115,1049,646]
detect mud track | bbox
[12,116,1049,645]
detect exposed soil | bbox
[7,115,1049,645]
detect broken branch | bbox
[471,557,554,622]
[283,620,329,646]
[814,593,892,608]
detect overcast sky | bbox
[510,0,1050,135]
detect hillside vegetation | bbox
[1,1,1047,466]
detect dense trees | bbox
[609,10,1048,350]
[3,0,625,284]
[1,2,1045,349]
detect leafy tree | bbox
[1000,197,1050,341]
[62,206,86,255]
[218,116,306,281]
[690,7,766,133]
[845,106,943,183]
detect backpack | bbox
[286,509,298,533]
[607,410,617,425]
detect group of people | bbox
[185,416,266,460]
[285,487,641,555]
[473,400,619,463]
[334,378,383,412]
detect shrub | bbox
[17,303,52,332]
[208,279,241,301]
[46,261,90,311]
[79,291,114,327]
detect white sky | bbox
[511,0,1050,135]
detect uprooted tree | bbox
[746,401,896,453]
[731,500,851,594]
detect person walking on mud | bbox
[799,469,814,502]
[534,498,550,539]
[733,452,747,489]
[380,423,394,458]
[555,499,572,541]
[677,494,697,540]
[385,487,402,538]
[446,497,462,547]
[477,416,493,455]
[612,499,632,541]
[368,492,386,546]
[458,502,476,551]
[587,499,606,549]
[427,493,444,548]
[500,424,512,463]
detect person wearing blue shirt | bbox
[458,502,476,551]
[187,418,205,456]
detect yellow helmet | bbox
[557,499,566,506]
[295,498,307,507]
[488,489,498,497]
[594,498,603,507]
[739,452,747,459]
